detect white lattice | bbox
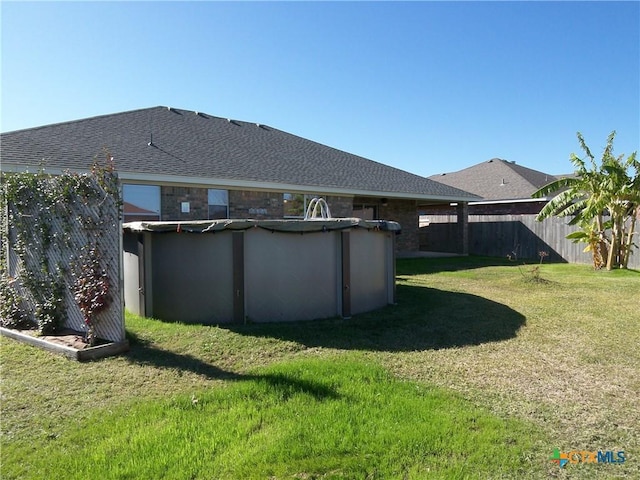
[2,171,124,342]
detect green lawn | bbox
[1,257,638,479]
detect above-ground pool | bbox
[123,218,400,324]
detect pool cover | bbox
[123,218,401,234]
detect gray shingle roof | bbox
[1,106,477,202]
[428,158,557,201]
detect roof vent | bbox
[500,178,506,186]
[488,159,493,163]
[167,106,173,112]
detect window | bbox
[208,189,229,219]
[122,184,161,222]
[283,193,329,218]
[283,193,305,217]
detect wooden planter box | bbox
[0,327,129,361]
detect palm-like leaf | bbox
[535,189,580,221]
[532,177,579,199]
[534,131,639,269]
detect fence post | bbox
[457,202,469,255]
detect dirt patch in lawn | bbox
[21,328,107,349]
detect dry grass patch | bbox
[384,259,639,478]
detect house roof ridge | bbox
[2,105,250,135]
[501,159,553,176]
[1,106,173,135]
[426,158,559,201]
[1,106,479,202]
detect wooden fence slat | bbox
[420,214,639,269]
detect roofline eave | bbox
[0,164,479,204]
[469,197,553,205]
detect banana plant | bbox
[533,132,639,270]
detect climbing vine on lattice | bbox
[0,154,122,344]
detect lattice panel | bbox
[2,171,124,343]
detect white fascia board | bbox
[1,163,477,203]
[469,197,551,205]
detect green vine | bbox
[0,153,120,341]
[0,276,30,329]
[1,170,65,333]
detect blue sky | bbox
[1,1,638,177]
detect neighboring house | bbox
[425,158,563,215]
[0,106,478,253]
[418,158,622,265]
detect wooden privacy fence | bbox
[420,214,640,269]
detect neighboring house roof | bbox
[428,158,558,201]
[0,106,478,203]
[123,201,158,216]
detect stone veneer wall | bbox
[161,186,209,221]
[379,199,419,252]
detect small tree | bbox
[533,131,639,270]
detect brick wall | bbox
[468,201,545,215]
[324,195,353,218]
[229,190,284,219]
[380,199,419,252]
[156,186,421,253]
[161,186,209,221]
[420,201,546,216]
[158,188,356,221]
[227,191,354,219]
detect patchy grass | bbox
[389,258,640,479]
[1,256,638,479]
[1,358,540,479]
